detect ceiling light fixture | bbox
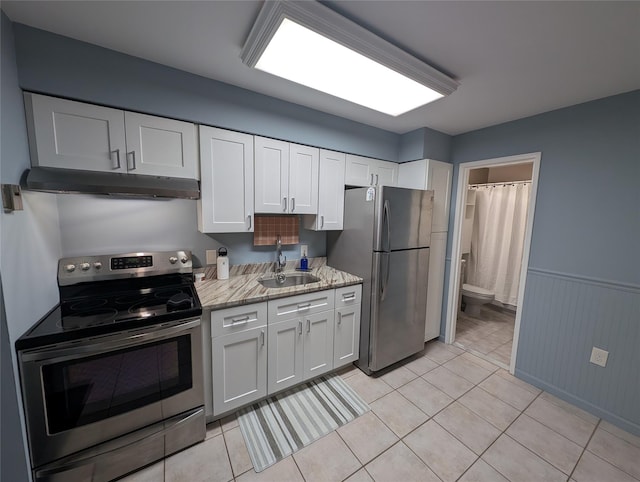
[241,1,458,117]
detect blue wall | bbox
[447,91,640,435]
[398,127,452,163]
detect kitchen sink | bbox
[258,272,321,289]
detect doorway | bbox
[444,153,541,373]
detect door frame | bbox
[444,152,541,374]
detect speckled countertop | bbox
[195,257,362,310]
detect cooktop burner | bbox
[16,250,202,350]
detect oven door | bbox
[19,317,203,469]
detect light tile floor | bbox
[455,305,515,367]
[123,341,640,482]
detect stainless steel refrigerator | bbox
[328,186,434,374]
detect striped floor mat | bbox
[237,373,370,472]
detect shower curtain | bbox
[467,182,530,307]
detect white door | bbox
[334,306,361,367]
[425,231,448,341]
[198,127,254,233]
[212,327,267,416]
[124,112,198,179]
[373,160,398,187]
[303,311,334,380]
[267,318,304,393]
[255,136,289,213]
[316,150,345,230]
[288,144,319,214]
[345,154,374,186]
[25,93,126,172]
[427,160,453,232]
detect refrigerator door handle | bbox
[383,200,391,253]
[380,252,390,301]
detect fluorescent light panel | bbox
[255,19,442,116]
[241,2,458,118]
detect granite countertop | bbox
[195,257,362,311]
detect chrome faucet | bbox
[275,235,286,273]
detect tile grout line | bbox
[566,419,601,482]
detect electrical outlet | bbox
[300,245,308,257]
[206,249,217,265]
[590,347,609,367]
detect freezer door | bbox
[373,186,433,251]
[369,248,429,371]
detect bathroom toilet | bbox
[461,284,495,317]
[459,259,495,317]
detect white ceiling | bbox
[3,1,639,135]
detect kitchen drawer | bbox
[335,285,362,309]
[211,302,267,338]
[268,290,335,323]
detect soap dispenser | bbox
[300,246,308,271]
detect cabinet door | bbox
[316,150,345,230]
[345,154,374,187]
[288,144,319,214]
[303,311,334,380]
[255,137,289,213]
[427,160,453,232]
[425,232,447,341]
[268,318,304,393]
[212,327,267,416]
[124,112,198,179]
[334,306,361,368]
[373,160,398,187]
[25,93,126,172]
[198,127,254,233]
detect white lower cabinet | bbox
[268,318,304,393]
[209,285,361,418]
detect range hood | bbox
[24,167,200,199]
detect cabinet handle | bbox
[112,149,121,169]
[291,198,295,212]
[306,319,311,333]
[320,215,324,228]
[231,316,250,325]
[375,174,379,185]
[128,151,137,170]
[298,321,302,335]
[260,330,265,346]
[337,312,342,325]
[283,197,287,212]
[247,214,252,230]
[342,293,356,301]
[370,174,374,185]
[297,303,311,311]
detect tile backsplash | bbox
[253,215,300,246]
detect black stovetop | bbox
[16,274,202,350]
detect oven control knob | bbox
[169,256,178,264]
[65,264,76,273]
[180,255,188,264]
[80,262,91,271]
[93,262,102,270]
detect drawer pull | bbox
[342,294,356,301]
[230,316,251,325]
[297,303,311,310]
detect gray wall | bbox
[398,127,453,163]
[447,91,640,435]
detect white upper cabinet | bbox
[25,93,126,173]
[198,127,254,233]
[398,159,452,232]
[345,154,398,187]
[124,112,198,179]
[24,93,198,179]
[304,149,345,231]
[254,136,318,214]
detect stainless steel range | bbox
[16,250,205,482]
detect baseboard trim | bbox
[515,369,640,437]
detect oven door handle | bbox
[21,318,201,363]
